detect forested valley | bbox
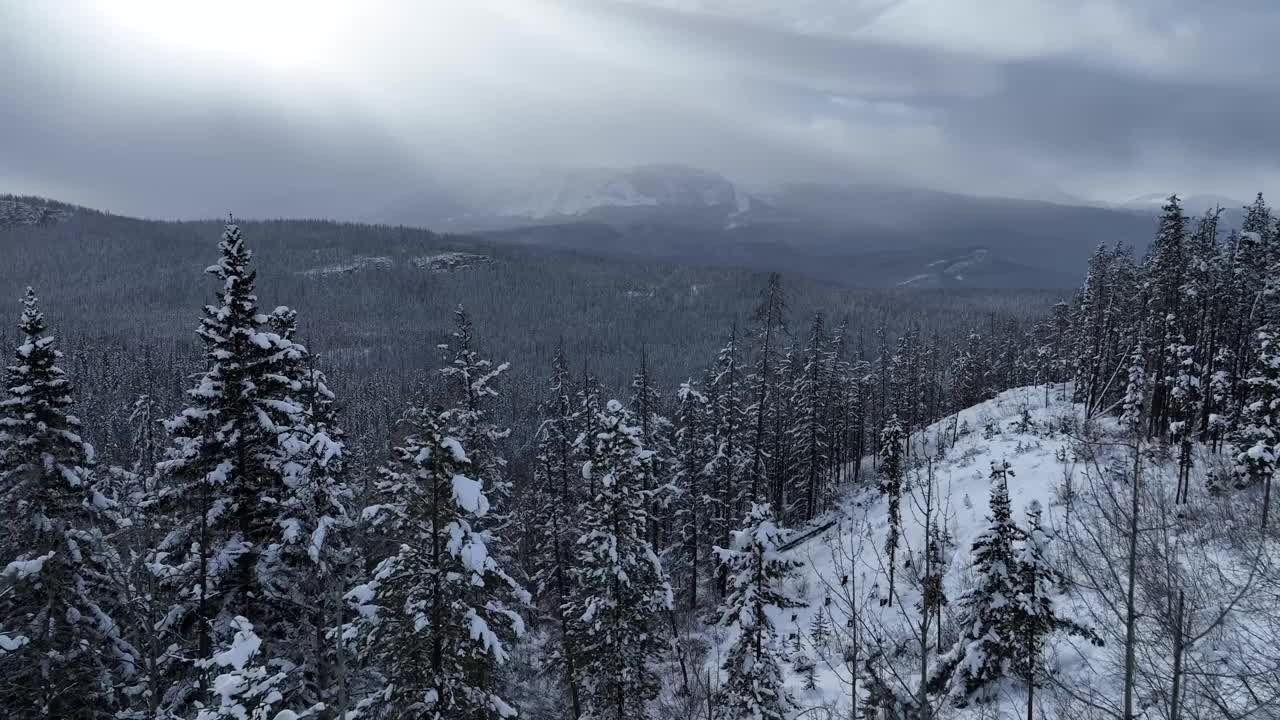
[2,193,1280,720]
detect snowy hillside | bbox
[718,385,1280,720]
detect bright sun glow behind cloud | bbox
[93,0,373,73]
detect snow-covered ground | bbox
[300,255,393,277]
[703,385,1278,720]
[299,252,491,277]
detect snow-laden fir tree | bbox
[0,288,137,719]
[630,349,674,549]
[148,224,312,708]
[706,324,748,597]
[790,312,830,522]
[440,305,512,534]
[256,306,360,713]
[564,399,673,720]
[1232,305,1280,527]
[353,403,527,719]
[525,343,586,717]
[672,378,714,608]
[745,273,786,507]
[714,502,806,720]
[1120,342,1147,437]
[808,606,832,658]
[193,615,321,720]
[879,415,906,607]
[1010,501,1101,720]
[928,460,1021,704]
[1142,195,1187,435]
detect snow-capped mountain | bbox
[1118,192,1244,216]
[494,164,748,220]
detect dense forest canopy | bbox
[3,192,1280,720]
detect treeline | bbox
[1061,193,1280,516]
[0,221,1055,720]
[0,207,1062,465]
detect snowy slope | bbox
[705,385,1277,720]
[496,165,744,219]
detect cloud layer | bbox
[3,0,1277,219]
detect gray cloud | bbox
[2,0,1278,219]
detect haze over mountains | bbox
[371,163,1231,289]
[4,161,1248,290]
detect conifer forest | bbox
[6,3,1280,718]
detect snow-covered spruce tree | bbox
[1120,341,1148,437]
[148,223,311,707]
[564,399,673,720]
[256,306,361,713]
[525,343,586,716]
[630,349,675,550]
[354,403,526,719]
[1010,501,1101,720]
[745,273,786,506]
[707,324,748,598]
[879,415,906,607]
[1232,315,1280,528]
[808,606,832,658]
[0,288,137,719]
[440,305,512,535]
[672,379,714,609]
[790,311,830,522]
[951,333,987,412]
[928,460,1020,704]
[1143,195,1188,435]
[713,502,806,720]
[193,616,321,720]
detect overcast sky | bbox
[3,0,1278,219]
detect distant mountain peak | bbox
[495,164,743,219]
[0,196,73,228]
[1119,192,1244,216]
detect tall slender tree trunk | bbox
[1169,590,1185,720]
[1122,441,1142,720]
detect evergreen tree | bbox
[746,274,786,506]
[629,350,674,550]
[354,403,527,719]
[809,606,832,658]
[1010,502,1101,720]
[0,288,137,718]
[879,416,906,607]
[707,325,748,598]
[1232,315,1280,528]
[672,379,714,608]
[258,323,360,713]
[193,616,322,720]
[952,333,987,411]
[439,305,515,563]
[714,503,806,720]
[148,224,313,708]
[526,344,585,716]
[929,460,1021,704]
[1143,195,1188,435]
[1121,342,1148,437]
[791,312,830,522]
[565,399,673,720]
